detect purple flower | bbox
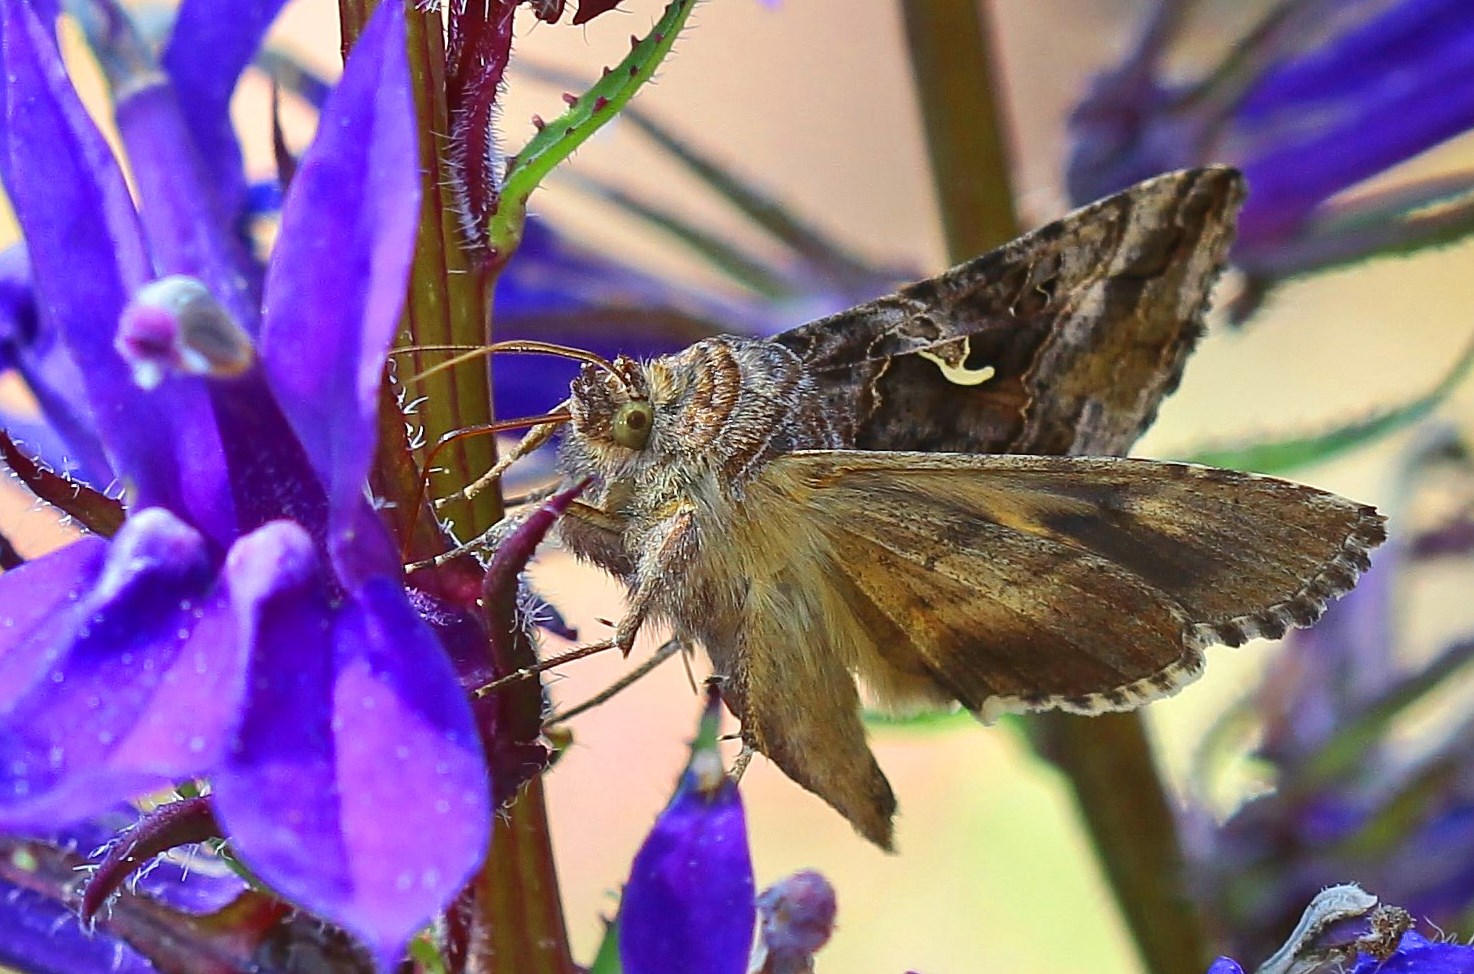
[750,870,837,974]
[0,0,489,966]
[619,685,755,974]
[1067,0,1474,317]
[1206,884,1474,973]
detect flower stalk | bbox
[899,4,1210,972]
[340,2,574,969]
[898,0,1016,256]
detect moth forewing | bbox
[775,166,1247,457]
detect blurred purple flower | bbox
[1068,0,1474,319]
[1203,884,1474,973]
[620,685,755,974]
[1185,431,1474,962]
[750,869,837,974]
[0,0,489,966]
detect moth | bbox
[500,166,1385,848]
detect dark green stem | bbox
[1029,713,1210,974]
[899,5,1210,972]
[899,1,1016,255]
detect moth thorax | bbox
[677,337,840,483]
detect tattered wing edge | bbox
[974,502,1388,725]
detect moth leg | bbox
[404,507,534,573]
[476,506,694,693]
[610,505,700,657]
[435,412,565,509]
[730,743,755,782]
[543,636,685,726]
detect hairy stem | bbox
[899,4,1210,972]
[368,4,575,971]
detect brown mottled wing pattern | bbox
[764,451,1384,721]
[773,167,1245,457]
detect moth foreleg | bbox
[543,636,685,726]
[436,411,565,509]
[607,506,698,657]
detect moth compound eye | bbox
[611,401,654,450]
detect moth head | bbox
[562,355,667,481]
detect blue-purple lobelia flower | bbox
[1184,430,1474,964]
[749,869,838,974]
[0,0,489,965]
[620,685,755,974]
[1068,0,1474,319]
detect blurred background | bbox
[9,1,1474,971]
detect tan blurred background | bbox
[9,1,1474,971]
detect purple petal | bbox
[1352,932,1474,973]
[1241,0,1473,118]
[1238,22,1474,246]
[0,243,32,372]
[114,78,261,328]
[213,523,488,966]
[0,509,246,830]
[0,880,157,974]
[0,0,233,539]
[1206,959,1246,974]
[162,0,291,231]
[259,1,420,553]
[0,537,110,699]
[620,689,754,974]
[0,245,110,485]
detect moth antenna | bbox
[403,408,572,563]
[393,340,633,392]
[390,342,493,385]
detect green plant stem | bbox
[475,777,578,974]
[356,4,576,971]
[899,1,1016,255]
[899,5,1210,973]
[1028,713,1210,974]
